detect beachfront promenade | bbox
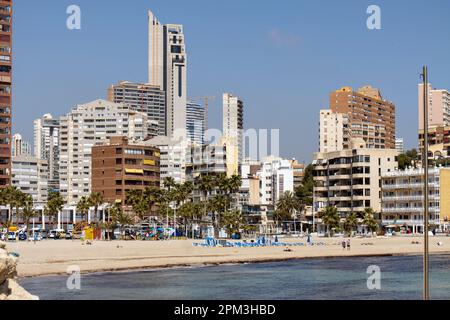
[7,236,450,277]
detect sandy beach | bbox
[6,236,450,278]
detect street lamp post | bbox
[422,65,430,301]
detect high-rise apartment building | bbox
[12,133,31,157]
[313,139,398,219]
[34,114,60,192]
[186,101,206,145]
[418,83,450,130]
[381,167,450,233]
[92,136,160,205]
[223,93,244,176]
[319,110,350,153]
[12,155,48,205]
[0,0,12,187]
[59,99,155,205]
[148,10,187,139]
[108,81,166,136]
[330,86,396,149]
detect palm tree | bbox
[2,186,21,228]
[76,196,90,223]
[275,191,301,232]
[12,190,27,227]
[215,174,230,195]
[221,209,245,238]
[20,195,38,237]
[196,175,215,222]
[88,192,104,223]
[144,186,162,218]
[319,206,340,237]
[44,191,65,229]
[110,203,133,240]
[209,194,230,237]
[163,177,176,192]
[363,208,379,236]
[343,212,358,237]
[228,174,242,210]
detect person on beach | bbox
[342,240,346,250]
[347,239,351,251]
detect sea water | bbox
[19,255,450,300]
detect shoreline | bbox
[14,244,450,279]
[7,237,450,279]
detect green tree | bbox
[319,206,340,237]
[363,208,379,236]
[221,210,245,237]
[110,203,132,239]
[88,192,104,222]
[275,191,301,231]
[76,196,90,223]
[295,164,313,206]
[20,195,38,237]
[343,212,358,236]
[44,191,65,229]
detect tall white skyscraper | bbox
[148,10,187,139]
[223,93,244,176]
[34,114,60,192]
[59,99,154,205]
[186,101,206,145]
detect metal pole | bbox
[422,65,430,301]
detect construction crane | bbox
[190,96,216,131]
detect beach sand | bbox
[6,236,450,277]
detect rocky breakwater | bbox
[0,242,38,300]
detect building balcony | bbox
[382,207,440,213]
[382,219,441,226]
[382,195,440,202]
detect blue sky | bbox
[12,0,450,163]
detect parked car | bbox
[65,231,73,240]
[18,232,27,241]
[7,232,17,241]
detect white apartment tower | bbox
[59,99,154,205]
[319,110,350,153]
[186,101,206,145]
[34,114,60,192]
[148,10,187,139]
[257,156,294,207]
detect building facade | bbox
[148,10,187,139]
[319,110,350,153]
[0,0,12,187]
[34,114,60,192]
[289,159,305,189]
[223,93,244,176]
[381,167,450,232]
[91,136,160,205]
[108,81,166,137]
[313,139,398,218]
[59,99,155,205]
[145,136,189,185]
[11,155,48,205]
[418,83,450,130]
[186,101,206,145]
[256,156,294,207]
[12,133,31,156]
[395,138,405,155]
[330,86,396,149]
